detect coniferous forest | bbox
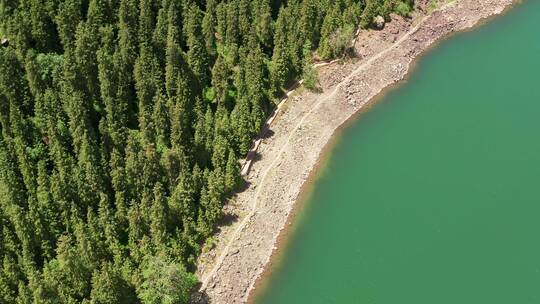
[0,0,413,302]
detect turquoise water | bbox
[255,2,540,303]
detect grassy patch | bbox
[202,236,216,253]
[395,1,413,17]
[428,0,439,14]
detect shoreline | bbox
[193,1,518,303]
[247,1,521,300]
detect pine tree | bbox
[251,0,273,50]
[0,48,32,112]
[215,2,228,44]
[225,3,240,47]
[141,143,162,195]
[270,7,291,97]
[74,22,100,99]
[152,92,171,148]
[0,137,28,211]
[90,262,137,304]
[139,257,196,304]
[300,0,320,48]
[135,44,160,135]
[25,0,60,52]
[164,3,183,98]
[225,149,241,192]
[244,40,268,133]
[230,94,253,155]
[56,0,83,49]
[44,234,93,302]
[211,55,230,103]
[153,1,169,57]
[87,0,112,27]
[138,0,155,44]
[36,160,61,255]
[318,2,343,60]
[150,183,169,247]
[361,0,382,28]
[168,169,196,231]
[184,3,210,89]
[98,26,128,151]
[118,0,139,64]
[170,93,193,152]
[202,0,218,59]
[238,0,252,42]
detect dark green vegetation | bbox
[256,2,540,303]
[0,0,413,302]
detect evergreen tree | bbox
[150,183,169,247]
[211,55,230,103]
[230,93,253,155]
[74,22,100,100]
[251,0,273,50]
[270,7,290,97]
[90,263,137,304]
[184,2,210,88]
[361,0,383,28]
[225,149,241,192]
[56,0,83,49]
[202,0,218,59]
[318,2,343,60]
[139,257,196,304]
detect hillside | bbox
[0,0,412,302]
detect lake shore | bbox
[193,1,517,303]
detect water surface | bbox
[255,2,540,303]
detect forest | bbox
[0,0,413,302]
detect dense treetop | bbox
[0,0,412,302]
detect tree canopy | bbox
[0,0,413,302]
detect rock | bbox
[373,15,385,29]
[1,38,8,47]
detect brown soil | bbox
[192,0,517,303]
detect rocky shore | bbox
[192,0,517,303]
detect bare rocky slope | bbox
[192,0,516,302]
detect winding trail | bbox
[240,52,345,176]
[198,2,456,292]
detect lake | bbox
[254,2,540,303]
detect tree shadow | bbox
[344,46,359,60]
[191,289,211,304]
[252,151,262,162]
[215,212,239,228]
[236,179,251,193]
[241,151,262,177]
[244,150,258,164]
[305,85,323,94]
[261,128,274,139]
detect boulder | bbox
[373,15,385,29]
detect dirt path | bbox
[193,1,516,303]
[200,5,440,293]
[239,54,346,176]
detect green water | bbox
[255,2,540,303]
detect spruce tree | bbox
[56,0,82,49]
[184,3,210,88]
[270,7,290,97]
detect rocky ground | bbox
[192,0,517,303]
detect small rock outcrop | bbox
[373,15,385,29]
